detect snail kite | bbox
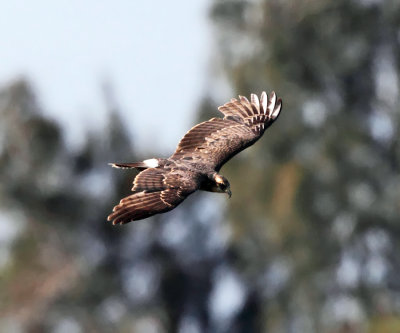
[108,91,282,224]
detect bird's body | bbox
[108,91,282,225]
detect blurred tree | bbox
[203,0,400,332]
[0,79,135,332]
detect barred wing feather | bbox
[172,91,282,170]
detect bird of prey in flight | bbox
[108,91,282,225]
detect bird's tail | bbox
[109,162,148,170]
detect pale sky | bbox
[0,0,211,154]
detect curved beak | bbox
[226,188,232,198]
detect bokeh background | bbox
[1,1,400,332]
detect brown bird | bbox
[108,91,282,225]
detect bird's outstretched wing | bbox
[107,167,198,225]
[171,91,282,171]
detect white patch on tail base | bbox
[143,158,159,168]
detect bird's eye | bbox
[219,183,227,190]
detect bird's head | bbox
[213,174,232,198]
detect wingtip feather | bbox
[267,92,277,116]
[250,93,260,114]
[272,98,282,119]
[260,91,268,113]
